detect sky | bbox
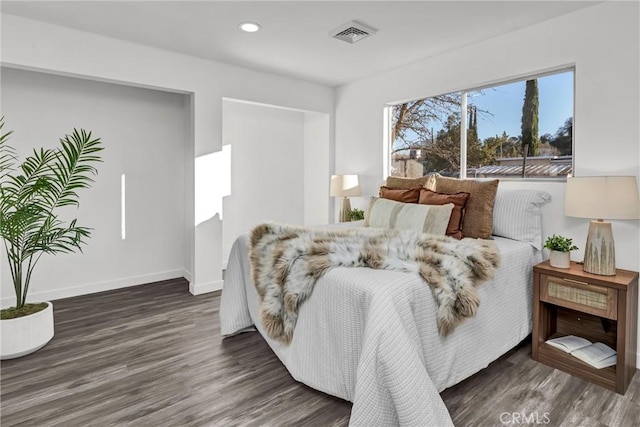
[466,71,573,141]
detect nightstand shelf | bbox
[532,261,638,394]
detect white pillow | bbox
[492,189,551,249]
[364,196,454,235]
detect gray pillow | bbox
[491,189,551,249]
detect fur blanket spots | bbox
[249,223,500,345]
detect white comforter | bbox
[220,225,541,426]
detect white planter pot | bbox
[1,301,54,360]
[549,250,571,269]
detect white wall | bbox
[0,67,189,305]
[220,101,331,264]
[221,101,305,263]
[304,112,331,226]
[1,14,334,295]
[334,2,640,362]
[183,95,195,282]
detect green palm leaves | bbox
[0,118,103,308]
[0,118,15,181]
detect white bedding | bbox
[220,224,541,426]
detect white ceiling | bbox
[1,1,599,87]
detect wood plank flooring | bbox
[1,279,638,426]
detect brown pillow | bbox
[379,186,421,203]
[419,189,470,239]
[435,176,499,239]
[386,174,437,190]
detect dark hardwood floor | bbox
[1,279,638,426]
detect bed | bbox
[219,187,550,426]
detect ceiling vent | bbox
[332,21,377,44]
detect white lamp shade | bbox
[565,176,640,220]
[330,174,361,197]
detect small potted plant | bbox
[544,234,578,269]
[348,208,365,222]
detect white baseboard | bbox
[1,269,187,308]
[183,269,192,283]
[189,280,224,295]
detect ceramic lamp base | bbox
[339,197,351,222]
[583,220,616,276]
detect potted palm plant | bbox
[544,234,578,269]
[0,118,103,359]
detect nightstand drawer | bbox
[540,274,617,320]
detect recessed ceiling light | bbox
[239,22,261,33]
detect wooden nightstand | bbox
[532,260,638,394]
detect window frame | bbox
[385,66,576,182]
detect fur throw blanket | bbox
[250,223,500,345]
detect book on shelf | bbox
[545,335,617,369]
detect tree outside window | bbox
[389,70,574,179]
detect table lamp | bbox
[330,174,361,222]
[564,176,640,275]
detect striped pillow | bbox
[492,189,551,249]
[364,196,454,235]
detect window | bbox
[389,69,573,179]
